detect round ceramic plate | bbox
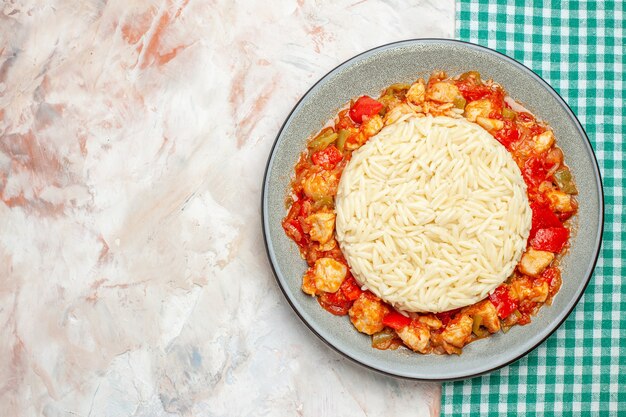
[261,39,604,380]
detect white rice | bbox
[335,115,532,313]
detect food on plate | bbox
[336,116,531,313]
[282,71,578,354]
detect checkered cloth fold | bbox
[444,0,625,415]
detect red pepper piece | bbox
[311,145,343,170]
[435,308,462,326]
[540,267,561,286]
[488,285,519,319]
[382,310,412,330]
[529,202,563,240]
[349,96,383,124]
[530,227,569,253]
[282,219,307,247]
[318,290,352,316]
[340,274,363,301]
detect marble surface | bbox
[0,1,454,416]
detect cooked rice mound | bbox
[335,115,532,313]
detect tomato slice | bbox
[311,145,343,170]
[382,311,412,330]
[349,96,383,124]
[489,285,519,319]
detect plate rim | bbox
[261,38,605,381]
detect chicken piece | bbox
[313,258,347,293]
[406,80,426,105]
[545,189,576,213]
[511,276,550,303]
[383,103,416,125]
[476,116,504,132]
[441,314,473,348]
[518,248,555,276]
[465,300,501,333]
[362,114,383,137]
[397,322,431,353]
[301,268,317,296]
[344,132,367,151]
[464,99,493,122]
[417,314,442,330]
[426,82,461,103]
[349,293,389,335]
[532,130,555,154]
[304,210,335,244]
[317,238,337,252]
[302,171,338,200]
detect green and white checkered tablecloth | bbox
[443,0,625,415]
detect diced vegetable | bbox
[553,167,578,194]
[340,275,363,301]
[385,83,411,96]
[488,285,519,319]
[282,218,306,247]
[308,129,338,152]
[371,328,399,350]
[453,96,467,109]
[471,316,490,338]
[435,308,462,326]
[530,227,569,253]
[382,310,412,330]
[312,196,333,210]
[311,145,343,170]
[502,107,516,120]
[318,290,352,316]
[336,129,350,153]
[349,96,383,123]
[541,267,561,286]
[529,202,563,239]
[459,70,482,82]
